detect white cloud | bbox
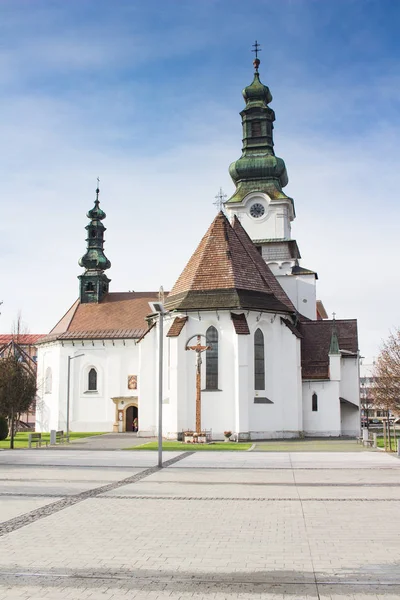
[1,4,399,365]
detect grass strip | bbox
[126,441,252,451]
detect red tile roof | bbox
[167,317,188,337]
[299,319,358,379]
[231,313,250,334]
[165,212,294,314]
[232,216,296,313]
[0,334,45,345]
[39,292,160,343]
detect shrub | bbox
[0,416,8,441]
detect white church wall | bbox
[340,357,360,436]
[247,315,301,439]
[165,334,186,438]
[302,380,341,436]
[189,312,236,438]
[37,339,140,433]
[234,334,250,435]
[276,274,317,320]
[36,344,62,432]
[138,327,158,436]
[70,340,138,432]
[226,193,293,241]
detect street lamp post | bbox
[151,292,166,469]
[158,310,163,468]
[67,353,84,439]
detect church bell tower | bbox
[225,43,299,270]
[225,43,319,320]
[78,184,111,304]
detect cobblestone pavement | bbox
[47,432,154,451]
[0,450,399,599]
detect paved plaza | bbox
[0,448,399,599]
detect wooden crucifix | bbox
[186,335,211,433]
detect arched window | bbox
[45,367,52,394]
[206,326,218,390]
[254,328,265,390]
[88,368,97,391]
[312,393,318,412]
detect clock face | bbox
[250,202,265,218]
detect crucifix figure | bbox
[186,335,211,433]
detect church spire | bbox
[78,181,111,304]
[226,43,290,205]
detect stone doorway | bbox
[125,405,138,432]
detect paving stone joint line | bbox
[0,451,194,538]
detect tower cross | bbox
[252,40,262,60]
[96,177,100,202]
[214,188,227,212]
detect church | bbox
[36,53,360,440]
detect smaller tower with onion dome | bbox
[78,183,111,303]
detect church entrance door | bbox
[125,405,138,432]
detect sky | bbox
[1,0,400,362]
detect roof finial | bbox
[96,177,100,203]
[214,188,227,212]
[252,40,261,73]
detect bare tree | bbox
[0,313,37,448]
[373,329,400,416]
[0,356,37,448]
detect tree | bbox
[373,328,400,416]
[0,356,37,448]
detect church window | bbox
[312,393,318,412]
[45,367,52,394]
[254,328,265,390]
[86,282,94,292]
[206,326,218,390]
[88,368,97,391]
[251,121,262,137]
[91,230,96,238]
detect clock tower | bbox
[225,46,299,270]
[225,44,318,319]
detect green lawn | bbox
[0,432,106,449]
[127,441,252,451]
[254,439,370,452]
[376,436,398,451]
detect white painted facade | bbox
[138,310,302,440]
[225,192,294,241]
[274,273,317,321]
[302,354,360,437]
[36,339,139,433]
[36,309,359,439]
